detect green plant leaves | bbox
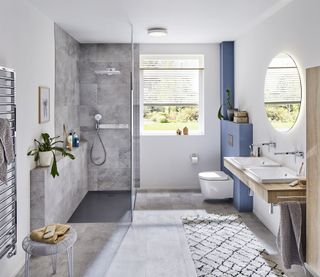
[217,88,233,120]
[50,153,59,178]
[226,88,233,109]
[27,133,75,178]
[217,105,224,120]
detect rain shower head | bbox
[94,67,121,76]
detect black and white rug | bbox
[182,214,286,277]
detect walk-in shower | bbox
[52,22,139,276]
[69,38,138,224]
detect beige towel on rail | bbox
[0,118,14,182]
[276,201,306,269]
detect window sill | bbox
[141,131,205,137]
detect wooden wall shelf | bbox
[224,159,306,204]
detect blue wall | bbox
[221,120,253,212]
[221,120,253,171]
[220,42,234,119]
[220,41,253,212]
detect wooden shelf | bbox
[224,159,306,204]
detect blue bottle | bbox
[73,132,80,147]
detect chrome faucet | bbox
[249,141,276,156]
[262,142,277,148]
[274,150,304,162]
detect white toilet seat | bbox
[198,171,229,181]
[198,171,233,200]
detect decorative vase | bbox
[227,108,238,121]
[39,151,52,167]
[183,126,189,135]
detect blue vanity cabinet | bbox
[221,120,253,212]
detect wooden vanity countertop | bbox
[224,158,306,204]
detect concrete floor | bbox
[16,222,130,277]
[107,192,307,277]
[17,192,307,277]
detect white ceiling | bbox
[28,0,292,43]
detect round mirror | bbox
[264,53,302,132]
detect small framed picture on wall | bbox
[39,86,50,123]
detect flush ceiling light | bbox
[147,27,168,37]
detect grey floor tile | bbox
[109,192,306,277]
[16,223,127,277]
[18,192,307,277]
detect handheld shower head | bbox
[94,114,102,130]
[95,114,102,122]
[91,114,107,166]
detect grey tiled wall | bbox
[54,24,80,139]
[79,44,140,191]
[30,143,88,230]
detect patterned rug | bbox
[182,214,286,277]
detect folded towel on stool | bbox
[30,224,70,244]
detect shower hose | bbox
[90,129,107,166]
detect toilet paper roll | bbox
[191,155,198,164]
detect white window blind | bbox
[264,53,301,104]
[140,55,204,106]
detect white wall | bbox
[0,1,55,276]
[235,0,320,234]
[140,44,220,190]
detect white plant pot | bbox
[39,151,52,167]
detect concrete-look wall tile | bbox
[78,43,139,191]
[80,84,98,106]
[100,130,130,148]
[119,147,131,168]
[80,44,131,63]
[97,83,130,106]
[79,61,97,84]
[55,106,67,139]
[55,24,81,139]
[30,143,88,230]
[30,169,45,225]
[97,168,130,191]
[79,105,97,128]
[104,148,120,169]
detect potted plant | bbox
[217,88,238,121]
[27,133,75,178]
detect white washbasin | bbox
[245,167,299,184]
[225,156,281,170]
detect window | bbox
[264,53,302,132]
[140,55,204,134]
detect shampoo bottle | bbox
[67,132,73,151]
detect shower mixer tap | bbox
[91,113,107,166]
[94,114,102,130]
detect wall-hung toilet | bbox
[198,171,233,200]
